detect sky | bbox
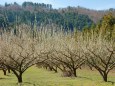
[0,0,115,10]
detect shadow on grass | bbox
[0,77,11,80]
[6,74,12,77]
[108,81,115,85]
[0,78,6,80]
[18,82,38,86]
[77,76,93,81]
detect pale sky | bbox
[0,0,115,10]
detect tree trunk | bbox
[11,69,23,83]
[10,68,23,83]
[103,72,108,82]
[54,69,57,73]
[48,66,53,71]
[53,67,58,73]
[7,67,11,73]
[17,74,23,83]
[99,70,108,82]
[45,66,48,69]
[3,69,6,75]
[72,68,77,77]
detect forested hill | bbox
[61,6,115,23]
[0,2,115,30]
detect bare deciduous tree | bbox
[53,48,85,77]
[84,39,115,82]
[48,36,86,77]
[1,35,47,83]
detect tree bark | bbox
[3,69,6,75]
[48,66,53,71]
[99,70,108,82]
[103,72,108,82]
[53,67,58,73]
[17,74,23,83]
[72,68,77,77]
[11,69,23,83]
[7,67,11,73]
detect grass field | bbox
[0,66,115,86]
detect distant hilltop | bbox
[0,2,115,30]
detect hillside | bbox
[0,2,115,30]
[59,6,115,23]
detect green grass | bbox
[0,66,115,86]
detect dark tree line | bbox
[0,2,94,31]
